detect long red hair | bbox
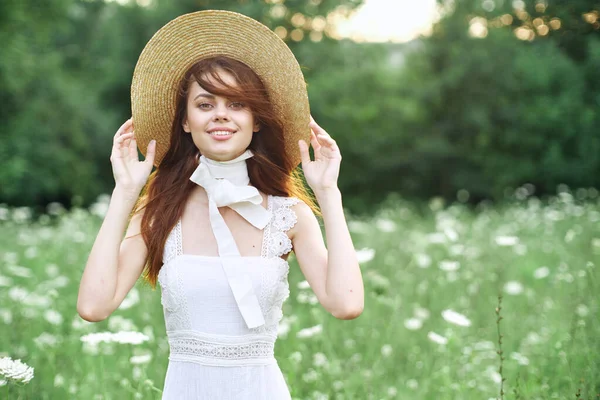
[130,56,318,288]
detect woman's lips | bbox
[207,130,235,141]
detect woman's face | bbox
[182,69,259,161]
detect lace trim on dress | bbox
[261,196,300,259]
[250,258,290,336]
[168,331,276,366]
[162,219,183,265]
[251,196,298,335]
[159,220,191,332]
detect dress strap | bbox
[162,219,183,265]
[261,196,300,259]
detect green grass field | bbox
[1,188,599,399]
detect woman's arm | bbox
[292,117,364,319]
[77,189,147,321]
[77,119,155,321]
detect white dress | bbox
[158,195,299,399]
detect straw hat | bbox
[131,10,311,168]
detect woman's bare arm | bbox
[76,189,147,322]
[77,118,155,321]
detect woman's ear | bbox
[183,119,190,133]
[253,122,260,133]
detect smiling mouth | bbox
[207,130,236,136]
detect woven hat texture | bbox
[131,10,310,167]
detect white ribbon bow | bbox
[189,150,271,329]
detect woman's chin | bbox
[199,146,249,162]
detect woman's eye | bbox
[229,102,245,109]
[198,103,212,109]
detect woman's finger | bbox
[298,140,311,166]
[144,139,156,166]
[310,130,323,160]
[114,118,133,139]
[128,132,138,161]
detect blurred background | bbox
[2,0,599,214]
[2,1,600,399]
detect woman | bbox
[77,10,364,399]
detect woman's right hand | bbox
[110,118,156,197]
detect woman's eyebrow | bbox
[193,93,216,101]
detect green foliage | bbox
[2,193,600,398]
[0,0,599,213]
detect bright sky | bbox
[335,0,441,43]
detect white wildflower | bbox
[510,352,530,366]
[485,366,502,383]
[312,390,329,400]
[406,379,419,389]
[45,264,60,277]
[387,386,398,396]
[297,280,311,289]
[576,304,589,317]
[3,252,18,264]
[404,318,422,331]
[0,357,34,383]
[534,266,550,279]
[0,309,12,324]
[72,316,94,331]
[302,369,319,383]
[111,331,150,345]
[441,309,471,327]
[8,287,29,301]
[80,331,149,346]
[356,248,375,264]
[44,309,64,326]
[348,220,369,234]
[296,324,323,339]
[23,294,52,308]
[12,207,32,223]
[414,306,430,320]
[5,265,33,278]
[289,352,302,363]
[296,292,310,304]
[108,316,138,332]
[33,333,60,348]
[130,354,152,365]
[277,319,291,338]
[473,340,496,351]
[503,281,524,295]
[439,260,460,271]
[0,275,12,287]
[427,331,448,345]
[54,374,65,387]
[312,352,328,367]
[495,236,519,246]
[427,232,446,244]
[24,247,37,259]
[376,219,396,232]
[133,366,142,380]
[381,344,393,357]
[90,194,110,218]
[118,288,140,310]
[367,271,390,288]
[415,253,431,268]
[444,228,458,242]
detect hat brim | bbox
[131,10,310,168]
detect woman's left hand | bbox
[299,116,342,195]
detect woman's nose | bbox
[213,104,229,121]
